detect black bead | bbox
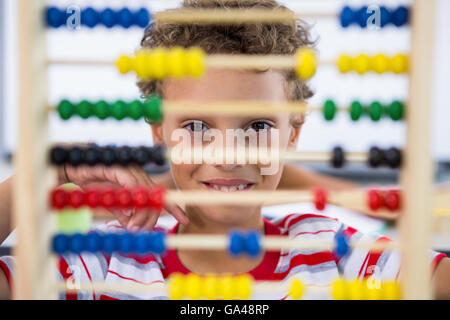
[368,146,384,168]
[151,145,166,166]
[50,146,68,165]
[83,147,100,166]
[100,147,117,166]
[384,147,402,169]
[115,146,132,166]
[331,146,345,168]
[131,146,150,165]
[68,147,84,167]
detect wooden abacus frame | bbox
[13,0,438,300]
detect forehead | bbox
[163,69,287,102]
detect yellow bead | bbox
[364,279,382,300]
[331,278,347,300]
[167,47,187,78]
[289,279,304,300]
[348,279,365,300]
[353,54,371,75]
[390,54,409,74]
[185,273,202,300]
[116,55,133,74]
[168,273,185,300]
[133,51,152,79]
[203,275,219,300]
[381,281,401,300]
[218,275,235,300]
[372,54,389,74]
[148,48,168,80]
[235,274,253,300]
[337,55,353,73]
[295,48,317,80]
[186,47,206,78]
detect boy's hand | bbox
[59,164,189,230]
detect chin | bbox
[197,206,260,228]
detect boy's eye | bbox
[183,121,208,132]
[247,121,273,132]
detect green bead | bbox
[93,100,110,120]
[58,99,75,120]
[143,95,162,123]
[323,100,337,121]
[76,100,93,119]
[350,101,363,121]
[368,101,383,121]
[388,100,404,121]
[127,100,143,120]
[111,100,127,120]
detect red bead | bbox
[149,186,166,211]
[101,189,116,208]
[51,189,68,209]
[368,189,384,211]
[133,187,149,209]
[384,190,401,211]
[314,188,327,211]
[69,190,85,208]
[116,188,132,208]
[85,189,101,208]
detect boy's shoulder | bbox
[270,213,343,237]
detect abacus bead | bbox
[111,100,128,120]
[101,189,116,209]
[149,186,166,211]
[150,231,166,254]
[167,47,186,78]
[368,101,383,121]
[384,147,402,169]
[50,146,68,165]
[117,8,133,28]
[382,281,401,300]
[235,274,253,300]
[116,55,133,75]
[134,51,152,79]
[391,6,409,27]
[390,54,409,74]
[368,189,383,211]
[93,100,110,120]
[115,146,132,166]
[290,279,304,300]
[168,273,185,300]
[388,101,404,121]
[354,54,371,74]
[339,6,355,28]
[296,48,317,79]
[333,232,350,258]
[103,233,119,254]
[219,276,234,299]
[134,233,150,255]
[365,280,382,300]
[81,7,99,28]
[128,100,143,120]
[85,189,101,208]
[245,231,261,258]
[119,233,134,254]
[134,8,151,28]
[331,278,347,300]
[348,280,365,300]
[384,190,401,211]
[203,275,218,300]
[314,188,327,211]
[148,48,168,79]
[323,99,337,121]
[372,54,389,74]
[356,6,369,28]
[337,55,353,73]
[143,95,162,123]
[85,232,102,252]
[151,145,166,166]
[331,146,345,168]
[69,147,84,166]
[116,188,132,208]
[186,47,206,78]
[131,146,151,165]
[133,187,149,208]
[228,231,245,256]
[70,233,85,254]
[368,146,384,168]
[100,147,117,166]
[69,189,85,208]
[82,147,101,166]
[76,100,93,119]
[100,8,117,28]
[58,99,75,120]
[350,101,364,121]
[379,6,391,28]
[185,274,202,300]
[53,234,69,254]
[46,7,66,28]
[52,189,69,209]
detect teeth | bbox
[208,184,250,192]
[238,184,245,191]
[213,185,220,190]
[229,186,237,192]
[220,186,228,192]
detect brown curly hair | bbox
[138,0,316,125]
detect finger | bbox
[142,211,161,231]
[127,209,156,230]
[112,209,132,228]
[165,203,189,225]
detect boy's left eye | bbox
[247,121,273,132]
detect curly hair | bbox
[138,0,316,125]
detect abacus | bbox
[12,0,448,300]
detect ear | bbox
[287,125,302,150]
[151,124,165,146]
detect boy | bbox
[1,0,449,299]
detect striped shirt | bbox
[0,213,446,300]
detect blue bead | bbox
[46,7,65,28]
[134,233,150,255]
[70,233,85,254]
[340,6,355,28]
[85,232,102,252]
[117,8,134,28]
[119,233,135,254]
[379,6,391,28]
[100,8,117,28]
[81,7,99,28]
[333,232,350,258]
[228,231,245,256]
[245,231,261,258]
[356,6,369,28]
[103,233,119,254]
[52,234,69,254]
[134,8,151,28]
[391,6,409,27]
[149,232,166,254]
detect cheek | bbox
[170,164,199,189]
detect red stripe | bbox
[431,253,447,274]
[294,229,336,237]
[99,294,119,300]
[58,257,78,300]
[277,214,297,228]
[0,260,12,294]
[272,251,335,280]
[343,226,358,238]
[107,269,165,286]
[362,237,392,278]
[286,214,338,229]
[79,254,96,300]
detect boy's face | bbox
[151,69,301,226]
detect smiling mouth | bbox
[201,179,255,192]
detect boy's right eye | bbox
[183,121,208,133]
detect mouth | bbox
[201,179,255,192]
